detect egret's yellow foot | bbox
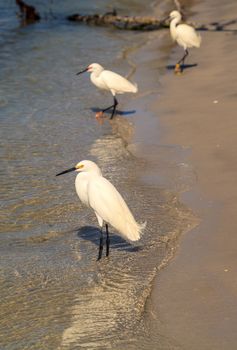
[174,63,182,74]
[95,111,105,124]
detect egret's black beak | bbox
[56,167,76,176]
[76,68,88,75]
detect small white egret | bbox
[76,63,138,119]
[168,10,201,72]
[56,160,145,260]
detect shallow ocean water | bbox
[0,1,196,349]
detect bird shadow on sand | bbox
[166,63,198,71]
[90,107,136,116]
[77,225,142,253]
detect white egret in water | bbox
[76,63,138,119]
[167,10,201,72]
[56,160,145,260]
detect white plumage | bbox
[77,63,138,119]
[169,10,201,72]
[56,160,145,260]
[89,63,137,94]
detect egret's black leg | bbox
[102,97,118,119]
[105,224,110,257]
[102,104,115,113]
[178,49,189,70]
[97,228,103,261]
[110,97,118,120]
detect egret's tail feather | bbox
[124,220,146,242]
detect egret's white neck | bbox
[171,15,181,27]
[170,16,181,40]
[89,167,102,177]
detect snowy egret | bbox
[167,10,201,72]
[76,63,138,119]
[56,160,145,260]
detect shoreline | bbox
[142,0,237,348]
[110,1,200,347]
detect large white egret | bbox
[168,10,201,72]
[56,160,145,260]
[76,63,138,119]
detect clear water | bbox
[0,1,196,349]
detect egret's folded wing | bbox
[177,24,201,47]
[88,177,142,241]
[101,70,138,93]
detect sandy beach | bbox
[144,0,237,348]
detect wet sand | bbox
[145,0,237,349]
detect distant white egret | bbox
[76,63,138,119]
[56,160,145,260]
[168,10,201,72]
